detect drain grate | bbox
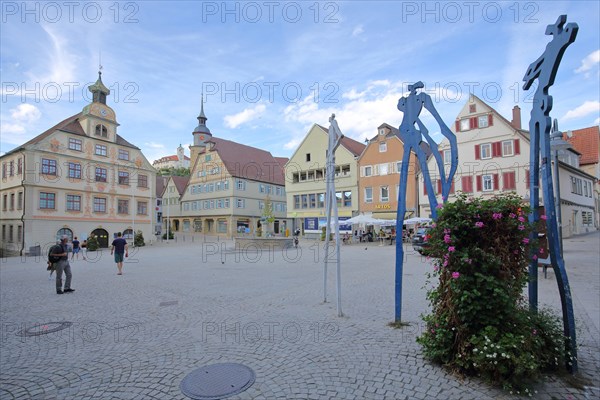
[180,363,255,400]
[16,322,73,337]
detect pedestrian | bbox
[111,232,128,275]
[71,236,86,261]
[51,235,74,294]
[81,239,87,257]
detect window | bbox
[17,225,22,243]
[379,163,389,175]
[17,158,22,174]
[478,115,489,128]
[379,142,387,152]
[8,225,13,242]
[379,128,386,135]
[17,192,23,210]
[317,193,325,208]
[68,162,82,179]
[276,187,282,196]
[118,149,129,160]
[301,194,308,209]
[40,192,55,209]
[224,199,230,208]
[41,159,57,175]
[483,175,493,191]
[137,201,148,215]
[480,143,492,159]
[8,161,14,176]
[460,119,470,131]
[294,195,300,209]
[69,138,82,151]
[336,192,342,207]
[258,201,264,210]
[236,198,245,208]
[259,184,265,193]
[95,144,107,156]
[66,195,81,211]
[502,140,514,157]
[118,199,129,214]
[396,161,402,173]
[302,193,312,208]
[223,180,229,190]
[443,150,452,165]
[236,179,246,190]
[95,167,107,182]
[9,193,14,210]
[95,124,108,138]
[469,104,476,113]
[365,187,373,203]
[380,186,389,202]
[306,153,311,162]
[94,197,107,213]
[2,195,6,210]
[138,174,148,188]
[118,171,129,185]
[343,191,351,207]
[364,166,372,177]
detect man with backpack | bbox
[49,236,74,294]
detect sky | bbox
[1,1,599,162]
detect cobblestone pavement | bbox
[1,232,598,399]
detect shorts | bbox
[73,248,80,254]
[114,253,124,263]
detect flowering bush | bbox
[417,194,567,391]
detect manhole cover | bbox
[16,322,73,337]
[180,363,255,400]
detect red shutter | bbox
[525,169,530,189]
[502,172,509,190]
[424,181,427,195]
[476,175,482,191]
[475,144,481,160]
[493,174,499,190]
[470,117,478,129]
[492,142,502,158]
[514,139,520,155]
[511,172,516,189]
[437,180,442,194]
[450,181,455,194]
[455,120,460,132]
[488,114,493,126]
[462,176,473,193]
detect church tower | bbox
[80,70,119,142]
[190,95,212,167]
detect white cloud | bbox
[594,117,599,125]
[352,24,364,37]
[223,104,266,129]
[145,142,166,149]
[575,50,600,75]
[0,104,42,143]
[562,101,600,121]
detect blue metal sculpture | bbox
[395,82,458,321]
[324,113,344,317]
[523,14,578,373]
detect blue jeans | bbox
[55,260,72,291]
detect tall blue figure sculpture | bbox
[394,82,458,322]
[523,15,578,373]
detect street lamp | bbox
[549,119,572,254]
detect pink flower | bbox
[444,234,452,243]
[532,255,538,260]
[465,258,472,264]
[540,214,548,220]
[443,259,448,267]
[518,225,525,231]
[492,212,502,220]
[433,266,439,272]
[431,329,435,333]
[436,203,444,209]
[532,329,537,335]
[522,238,529,244]
[513,250,519,255]
[518,216,525,222]
[452,272,460,279]
[539,248,544,254]
[475,221,484,228]
[509,213,516,219]
[431,223,437,228]
[448,246,456,252]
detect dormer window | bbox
[379,128,385,135]
[95,124,108,138]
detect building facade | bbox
[0,73,156,254]
[175,99,290,237]
[285,124,365,238]
[358,123,420,221]
[418,95,596,237]
[152,144,190,170]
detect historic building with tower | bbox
[0,72,156,255]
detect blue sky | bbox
[1,1,599,162]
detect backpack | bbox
[48,244,62,263]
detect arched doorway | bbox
[123,229,134,240]
[173,219,180,231]
[56,228,73,243]
[91,228,109,248]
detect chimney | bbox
[511,106,521,130]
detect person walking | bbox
[51,236,74,294]
[111,232,128,275]
[71,236,86,261]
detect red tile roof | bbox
[171,175,190,195]
[204,137,286,185]
[565,126,599,165]
[316,124,366,156]
[155,176,168,197]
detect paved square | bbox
[1,233,598,399]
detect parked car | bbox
[412,227,432,255]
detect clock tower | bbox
[80,70,119,142]
[189,95,212,167]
